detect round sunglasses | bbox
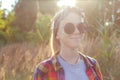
[64,22,87,34]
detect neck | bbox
[59,45,80,64]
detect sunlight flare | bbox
[57,0,76,7]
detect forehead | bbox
[61,12,84,24]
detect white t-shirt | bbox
[57,55,89,80]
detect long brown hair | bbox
[50,6,88,56]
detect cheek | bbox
[56,28,64,39]
[57,31,69,44]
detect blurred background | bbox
[0,0,120,80]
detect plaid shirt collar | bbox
[51,55,62,71]
[36,52,103,80]
[51,52,94,72]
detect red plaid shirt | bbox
[34,53,103,80]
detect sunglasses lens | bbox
[64,23,75,34]
[77,23,86,33]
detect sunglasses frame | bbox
[63,22,87,34]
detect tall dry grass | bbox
[83,24,120,80]
[0,42,51,80]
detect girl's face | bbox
[56,12,87,49]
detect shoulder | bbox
[33,58,53,80]
[36,58,53,73]
[80,53,98,67]
[86,56,97,66]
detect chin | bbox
[70,45,80,50]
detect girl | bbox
[34,6,103,80]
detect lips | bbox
[70,36,81,39]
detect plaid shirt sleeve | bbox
[33,59,58,80]
[94,60,103,80]
[34,61,49,80]
[34,67,43,80]
[86,56,103,80]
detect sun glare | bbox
[57,0,76,7]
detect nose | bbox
[74,27,80,34]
